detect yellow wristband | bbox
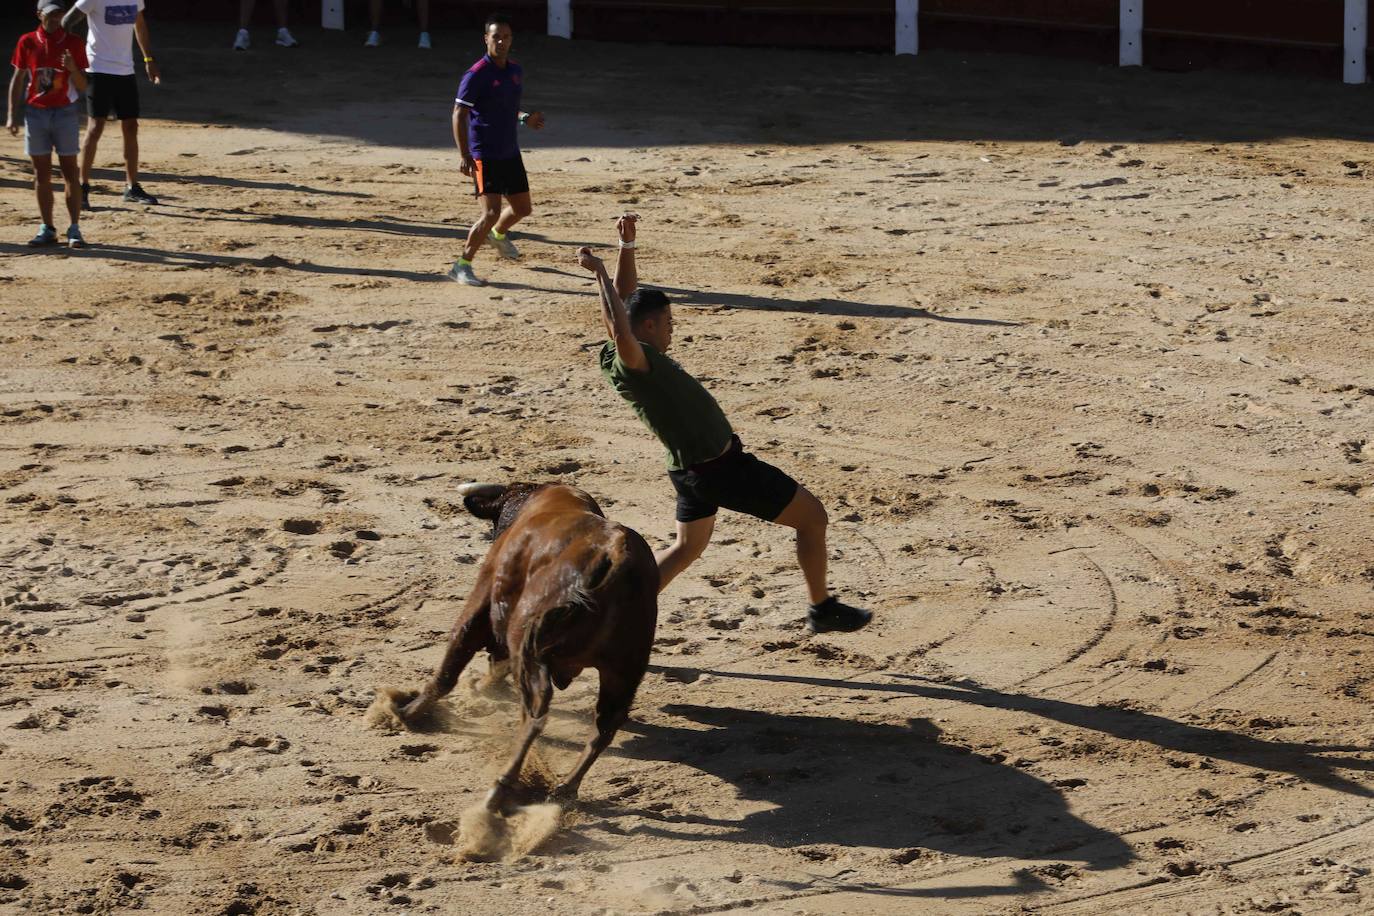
[143,56,155,63]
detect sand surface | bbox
[2,23,1373,915]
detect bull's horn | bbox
[456,482,504,497]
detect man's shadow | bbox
[670,669,1374,800]
[588,702,1134,874]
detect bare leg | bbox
[553,667,640,801]
[461,192,503,262]
[771,485,829,604]
[654,515,714,593]
[238,0,254,28]
[80,117,105,187]
[120,118,139,187]
[31,155,55,228]
[57,155,80,225]
[486,662,553,812]
[274,0,289,28]
[401,601,492,720]
[369,0,383,30]
[492,191,532,235]
[417,0,430,30]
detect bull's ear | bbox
[457,482,507,520]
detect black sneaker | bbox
[123,183,158,205]
[807,596,872,634]
[80,181,91,210]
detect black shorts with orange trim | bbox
[472,155,529,197]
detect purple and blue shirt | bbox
[455,55,523,162]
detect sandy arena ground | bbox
[2,22,1373,915]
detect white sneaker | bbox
[364,31,381,48]
[447,262,486,286]
[233,28,250,51]
[488,233,520,260]
[418,31,432,50]
[275,28,299,48]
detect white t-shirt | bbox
[74,0,145,77]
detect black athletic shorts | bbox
[472,155,529,197]
[87,72,140,121]
[667,435,800,524]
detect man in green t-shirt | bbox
[576,215,870,634]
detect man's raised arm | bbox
[578,246,647,372]
[61,5,85,32]
[613,213,638,301]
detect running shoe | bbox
[123,184,158,205]
[364,31,381,47]
[807,596,872,634]
[275,28,300,48]
[233,28,250,51]
[447,262,486,286]
[80,181,91,210]
[66,225,86,249]
[488,233,520,260]
[418,31,432,50]
[27,224,58,247]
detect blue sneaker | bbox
[27,224,58,247]
[66,225,86,249]
[447,261,486,286]
[488,232,520,260]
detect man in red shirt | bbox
[7,1,89,248]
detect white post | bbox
[321,0,344,31]
[896,0,918,56]
[1119,0,1143,66]
[1346,0,1368,84]
[549,0,572,39]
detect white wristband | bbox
[619,241,636,249]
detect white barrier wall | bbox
[322,0,344,31]
[1120,0,1143,66]
[1346,0,1368,83]
[550,0,573,40]
[896,0,918,55]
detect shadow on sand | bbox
[579,702,1136,898]
[528,265,1017,323]
[655,667,1374,800]
[0,241,448,283]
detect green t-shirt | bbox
[599,340,734,470]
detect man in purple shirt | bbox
[448,12,544,287]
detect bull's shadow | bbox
[594,703,1134,872]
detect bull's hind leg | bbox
[485,662,553,813]
[401,602,492,722]
[552,667,640,803]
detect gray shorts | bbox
[25,103,81,158]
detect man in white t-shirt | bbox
[61,0,160,207]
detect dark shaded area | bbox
[652,666,1374,799]
[0,19,1367,155]
[527,265,1017,322]
[146,206,458,239]
[588,702,1135,880]
[0,242,447,283]
[653,282,1020,325]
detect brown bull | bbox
[392,481,658,811]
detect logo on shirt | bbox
[105,5,138,25]
[35,67,57,94]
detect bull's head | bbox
[457,481,547,537]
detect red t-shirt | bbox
[11,28,89,109]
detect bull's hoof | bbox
[400,695,432,722]
[549,782,581,805]
[365,687,420,732]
